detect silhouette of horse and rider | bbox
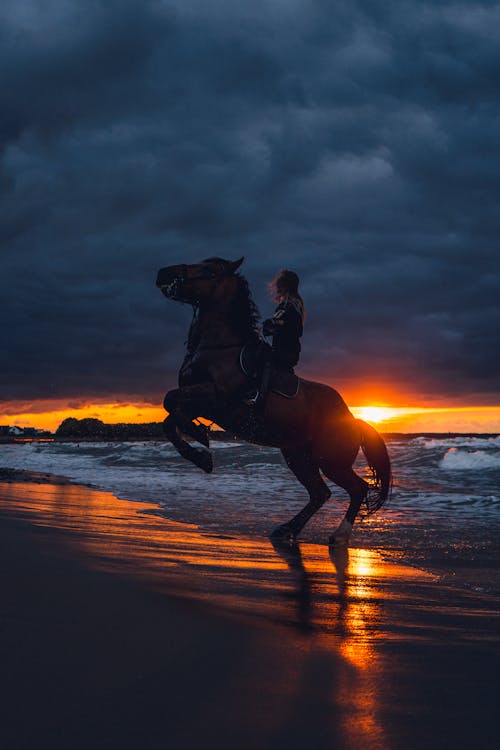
[156,257,391,546]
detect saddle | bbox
[240,340,300,399]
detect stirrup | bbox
[243,391,259,407]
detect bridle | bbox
[176,262,242,352]
[160,262,231,302]
[160,263,223,307]
[177,264,214,283]
[179,261,230,283]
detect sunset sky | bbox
[1,1,499,433]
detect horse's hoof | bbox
[328,518,352,548]
[270,524,296,544]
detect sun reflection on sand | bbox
[3,481,446,750]
[2,478,499,749]
[4,479,432,625]
[330,548,387,748]
[4,480,433,620]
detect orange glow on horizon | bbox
[1,398,499,434]
[351,404,500,432]
[352,406,404,424]
[0,400,167,432]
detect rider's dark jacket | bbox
[263,294,304,372]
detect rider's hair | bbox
[274,270,299,295]
[270,269,304,311]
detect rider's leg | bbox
[251,359,273,409]
[251,351,296,407]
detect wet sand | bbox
[0,477,498,749]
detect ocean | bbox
[2,434,500,592]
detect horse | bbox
[156,256,391,546]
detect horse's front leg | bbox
[164,387,211,447]
[163,416,214,473]
[163,383,217,473]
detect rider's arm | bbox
[263,302,287,337]
[263,316,283,336]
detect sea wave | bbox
[414,435,500,450]
[2,438,500,537]
[439,447,500,471]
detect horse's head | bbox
[156,257,244,305]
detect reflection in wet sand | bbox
[3,482,436,629]
[5,480,499,640]
[329,547,385,748]
[270,540,387,747]
[2,481,499,750]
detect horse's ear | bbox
[229,257,244,274]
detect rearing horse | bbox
[156,257,391,546]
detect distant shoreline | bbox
[1,431,498,445]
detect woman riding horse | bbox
[156,257,391,546]
[249,268,305,408]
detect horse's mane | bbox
[204,257,261,339]
[232,273,261,339]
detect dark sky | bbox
[1,0,499,406]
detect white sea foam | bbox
[0,441,296,517]
[415,435,500,450]
[439,447,500,471]
[2,438,500,538]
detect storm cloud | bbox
[1,0,499,405]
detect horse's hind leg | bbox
[321,466,369,547]
[271,447,332,543]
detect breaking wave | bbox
[415,436,500,450]
[439,447,500,471]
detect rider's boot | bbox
[243,389,259,406]
[253,360,273,412]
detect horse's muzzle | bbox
[156,267,184,300]
[160,277,182,300]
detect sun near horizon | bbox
[1,398,500,434]
[349,404,500,432]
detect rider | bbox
[249,269,305,408]
[264,269,304,372]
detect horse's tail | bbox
[358,419,392,513]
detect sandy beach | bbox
[0,474,498,750]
